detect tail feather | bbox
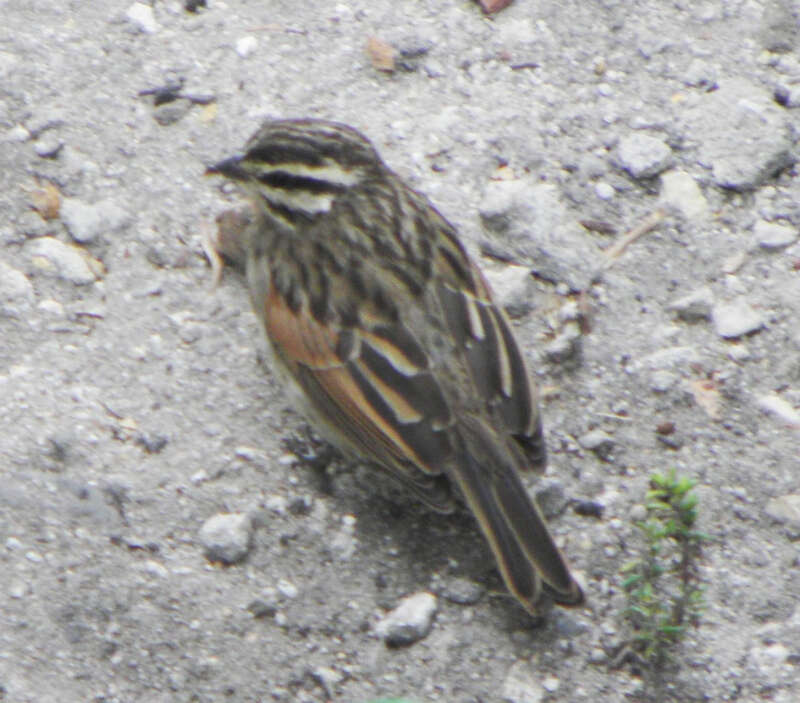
[449,419,584,613]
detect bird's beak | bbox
[205,155,248,180]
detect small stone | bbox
[60,198,132,244]
[589,647,607,664]
[153,99,192,126]
[126,2,160,33]
[764,495,800,530]
[38,299,65,316]
[18,210,52,239]
[375,592,437,647]
[756,394,800,426]
[573,500,604,518]
[617,133,673,179]
[439,577,484,605]
[33,135,63,158]
[502,659,544,703]
[483,264,536,318]
[27,237,97,285]
[542,676,560,693]
[235,36,257,57]
[5,124,30,142]
[276,578,298,599]
[9,580,27,599]
[683,58,717,88]
[685,78,794,191]
[759,0,798,53]
[650,369,678,393]
[248,591,278,618]
[668,286,714,321]
[329,514,358,560]
[659,170,709,221]
[544,322,582,363]
[144,560,169,578]
[722,251,747,275]
[594,181,615,200]
[310,667,343,697]
[713,299,764,338]
[535,480,568,518]
[578,429,614,459]
[263,494,288,514]
[0,260,34,314]
[288,495,313,515]
[198,513,253,564]
[727,343,751,362]
[753,219,798,250]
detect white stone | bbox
[236,36,257,58]
[126,2,159,33]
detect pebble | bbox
[329,514,358,560]
[276,578,298,599]
[544,322,582,363]
[542,676,560,693]
[36,298,67,317]
[263,494,288,514]
[439,577,484,605]
[764,495,800,529]
[712,299,764,338]
[60,197,132,243]
[144,560,169,578]
[535,480,568,518]
[482,264,536,318]
[5,124,30,142]
[758,1,798,53]
[668,286,714,321]
[721,250,747,275]
[33,135,63,158]
[153,99,192,126]
[501,659,544,703]
[727,342,751,362]
[126,2,160,33]
[578,429,614,459]
[684,78,794,191]
[753,219,798,250]
[198,513,253,564]
[235,36,257,57]
[683,58,717,88]
[650,369,678,392]
[594,181,615,200]
[617,133,673,179]
[659,170,709,221]
[310,667,342,698]
[27,237,97,285]
[8,580,28,599]
[17,210,52,238]
[375,591,438,646]
[756,393,800,426]
[0,260,34,313]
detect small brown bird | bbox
[207,119,583,614]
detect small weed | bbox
[621,470,709,698]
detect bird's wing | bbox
[429,221,546,469]
[260,279,457,512]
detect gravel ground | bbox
[1,1,799,702]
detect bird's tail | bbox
[449,418,584,614]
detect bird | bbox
[206,118,584,614]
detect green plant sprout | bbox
[621,470,709,694]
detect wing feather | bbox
[262,281,455,509]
